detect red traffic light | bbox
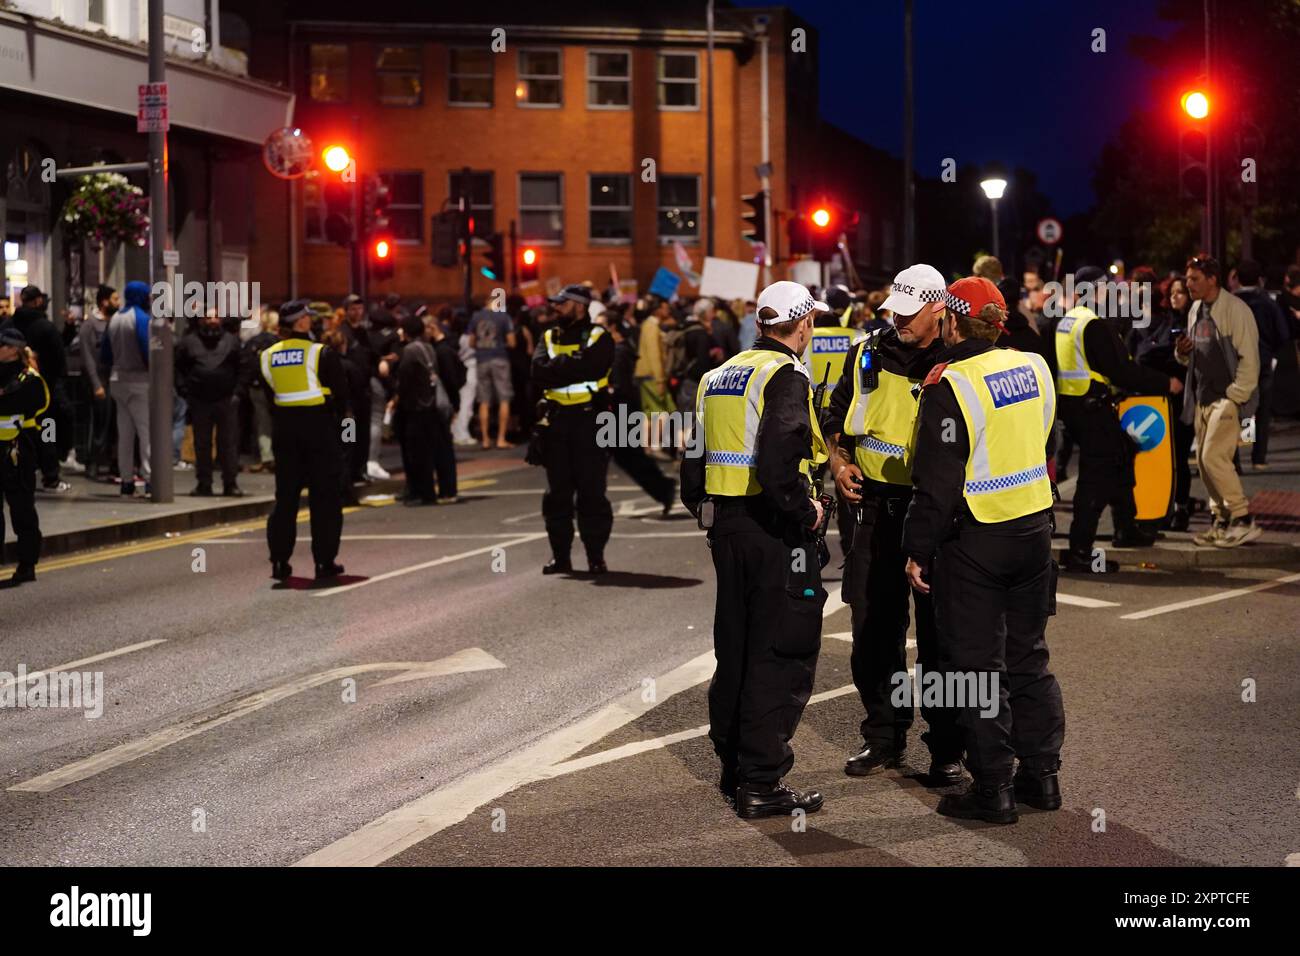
[1180,90,1210,120]
[811,207,832,229]
[322,144,352,173]
[374,238,391,259]
[522,247,537,266]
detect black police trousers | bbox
[708,508,824,786]
[932,513,1064,785]
[266,408,343,567]
[541,404,612,562]
[0,438,41,568]
[1060,397,1138,554]
[844,492,962,761]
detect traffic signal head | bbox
[322,144,352,173]
[431,211,461,267]
[1180,89,1210,120]
[363,175,392,236]
[811,207,832,230]
[741,190,768,246]
[480,232,506,282]
[370,235,394,280]
[520,246,539,283]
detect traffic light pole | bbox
[147,0,174,504]
[758,24,772,278]
[509,219,518,291]
[461,166,472,315]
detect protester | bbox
[77,285,118,480]
[175,310,244,497]
[469,303,516,449]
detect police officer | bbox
[681,280,830,819]
[531,284,615,575]
[260,300,348,582]
[0,327,48,585]
[903,277,1064,824]
[826,264,964,785]
[804,285,863,400]
[1052,266,1182,572]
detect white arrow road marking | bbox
[297,593,853,866]
[1121,571,1300,620]
[7,649,505,794]
[0,640,167,693]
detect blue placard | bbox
[1121,404,1167,451]
[984,365,1040,408]
[648,267,681,300]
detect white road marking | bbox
[297,593,852,866]
[0,639,167,692]
[312,533,548,596]
[1120,571,1300,620]
[1056,592,1121,608]
[1286,853,1300,867]
[8,650,505,794]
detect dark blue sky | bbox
[734,0,1178,216]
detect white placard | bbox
[698,257,760,302]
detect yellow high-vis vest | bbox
[543,326,610,406]
[1054,306,1111,397]
[698,348,828,498]
[0,370,49,441]
[841,342,922,487]
[804,324,864,408]
[260,338,331,407]
[940,348,1055,523]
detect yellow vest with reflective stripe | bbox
[941,348,1055,523]
[260,338,330,407]
[543,326,610,405]
[1054,307,1111,397]
[698,348,828,497]
[842,342,923,486]
[0,369,49,441]
[804,324,864,408]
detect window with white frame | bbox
[376,46,422,106]
[519,173,564,243]
[587,50,630,108]
[657,175,700,241]
[516,49,562,106]
[379,171,423,242]
[657,51,699,109]
[589,174,632,242]
[449,47,493,106]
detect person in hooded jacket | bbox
[176,310,244,497]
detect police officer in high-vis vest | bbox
[804,285,863,404]
[825,264,964,785]
[1053,265,1181,573]
[531,284,615,575]
[260,300,349,582]
[903,277,1065,825]
[681,280,831,820]
[0,327,48,586]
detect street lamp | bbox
[979,177,1007,260]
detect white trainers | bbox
[1213,517,1263,548]
[64,451,86,474]
[366,460,392,480]
[1192,521,1227,547]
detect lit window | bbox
[308,44,349,103]
[376,46,422,106]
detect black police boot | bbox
[659,479,677,517]
[9,564,36,585]
[845,740,905,777]
[315,562,345,580]
[1013,764,1063,811]
[719,767,738,805]
[192,485,213,497]
[735,781,824,819]
[1168,505,1191,532]
[927,758,967,788]
[270,560,293,581]
[542,557,573,575]
[1059,549,1119,574]
[587,555,608,575]
[937,780,1018,825]
[1111,525,1157,548]
[222,485,245,498]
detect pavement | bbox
[1,448,1298,867]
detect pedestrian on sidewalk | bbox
[176,310,244,497]
[395,313,458,505]
[100,280,153,497]
[3,286,71,492]
[338,294,374,485]
[78,285,118,481]
[241,309,278,474]
[1177,256,1262,548]
[1229,259,1291,469]
[0,327,48,585]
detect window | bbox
[589,175,632,242]
[379,171,423,242]
[376,46,422,106]
[587,50,630,108]
[519,173,564,243]
[303,179,325,243]
[87,0,105,27]
[657,175,700,241]
[657,52,699,110]
[448,170,494,236]
[308,44,349,102]
[516,49,562,107]
[449,47,493,106]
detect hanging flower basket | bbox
[60,172,150,249]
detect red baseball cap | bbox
[943,276,1007,331]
